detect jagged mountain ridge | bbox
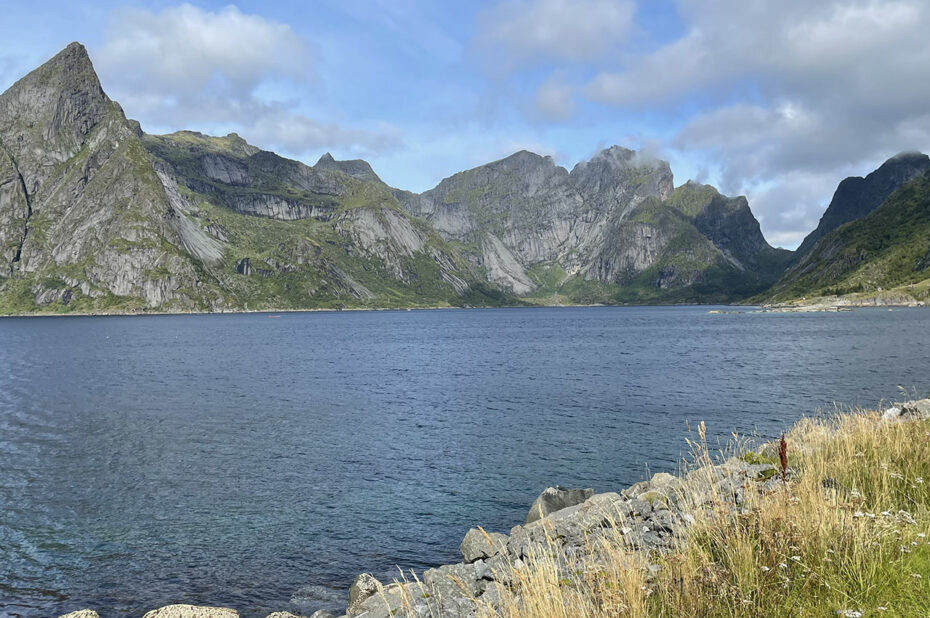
[398,148,791,302]
[0,42,791,313]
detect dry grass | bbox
[483,409,930,617]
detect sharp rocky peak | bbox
[0,41,107,109]
[0,41,116,191]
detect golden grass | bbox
[482,409,930,617]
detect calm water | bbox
[1,306,928,617]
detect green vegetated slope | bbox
[766,170,930,302]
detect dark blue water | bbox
[1,306,928,617]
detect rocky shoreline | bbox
[758,294,928,313]
[58,399,930,618]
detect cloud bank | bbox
[474,0,930,247]
[95,3,400,158]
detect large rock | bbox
[57,611,99,618]
[882,399,930,421]
[344,582,419,618]
[142,605,237,618]
[525,486,594,524]
[460,527,508,563]
[901,399,930,419]
[345,572,383,617]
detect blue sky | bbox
[2,1,928,248]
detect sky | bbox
[1,1,928,249]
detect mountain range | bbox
[1,43,927,314]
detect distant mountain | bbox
[766,165,930,302]
[794,152,930,258]
[399,149,791,303]
[0,43,791,314]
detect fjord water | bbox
[1,307,928,617]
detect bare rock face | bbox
[0,43,224,310]
[141,604,238,618]
[460,527,508,563]
[315,152,381,183]
[397,145,784,299]
[346,572,383,617]
[525,486,595,524]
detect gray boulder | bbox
[881,399,930,421]
[57,612,99,618]
[346,572,383,617]
[422,562,485,616]
[525,486,594,524]
[460,527,508,563]
[901,399,930,419]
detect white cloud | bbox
[580,0,930,246]
[534,76,575,121]
[474,0,635,73]
[94,3,399,157]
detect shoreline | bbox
[56,398,930,618]
[0,301,753,319]
[6,293,929,320]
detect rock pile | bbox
[336,458,784,618]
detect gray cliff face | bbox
[0,42,110,192]
[0,43,220,310]
[332,206,469,293]
[666,181,793,280]
[398,146,782,299]
[315,152,382,183]
[143,132,348,222]
[399,148,678,292]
